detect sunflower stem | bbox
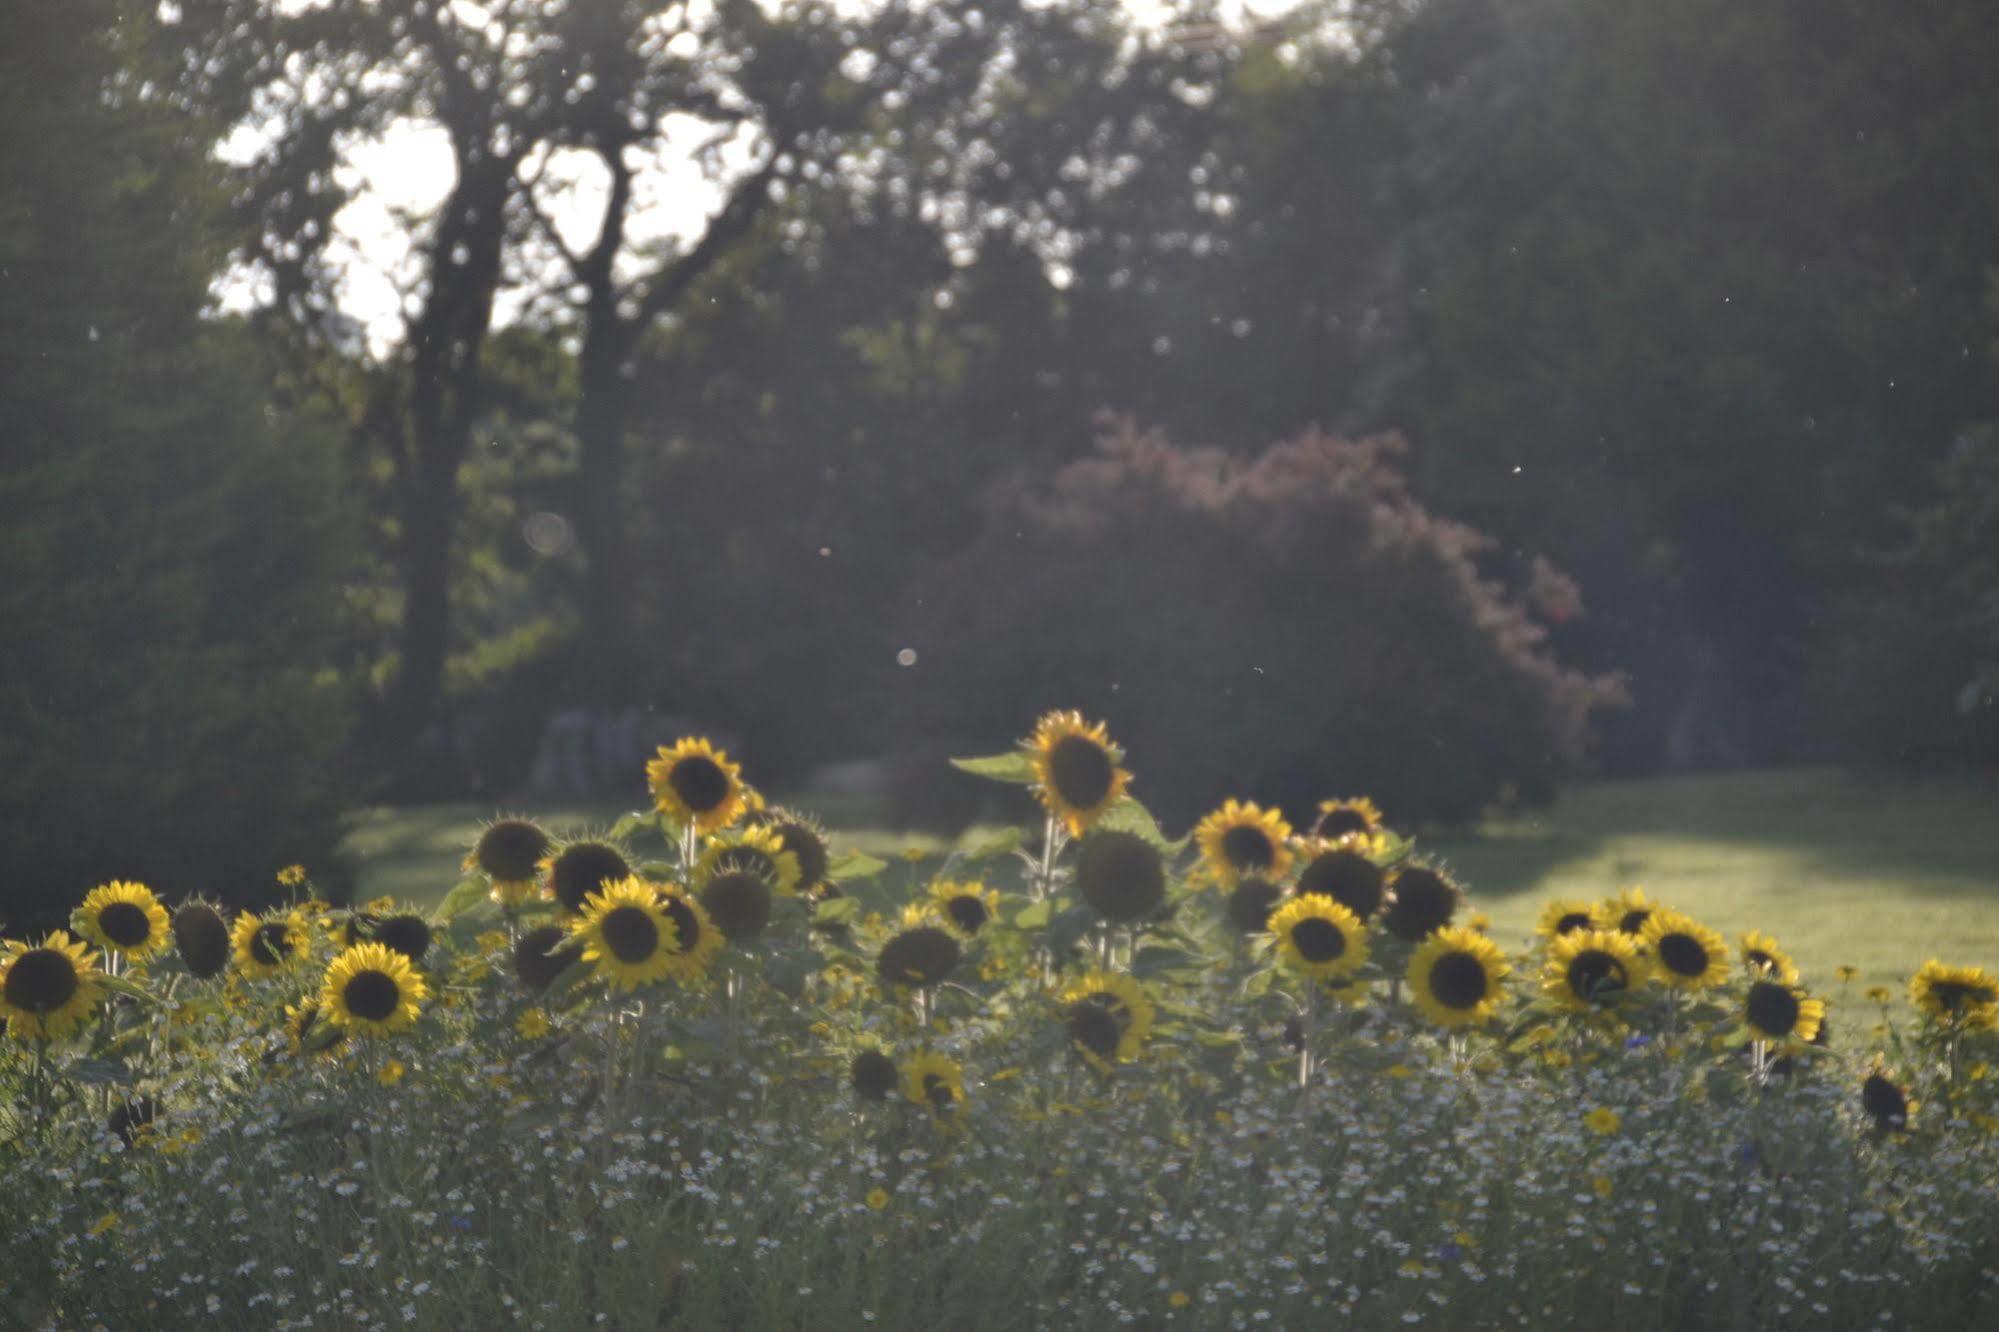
[1297,984,1316,1094]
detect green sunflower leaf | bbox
[66,1057,133,1086]
[1012,899,1053,930]
[436,876,489,923]
[96,974,164,1005]
[960,826,1025,860]
[1132,946,1202,979]
[826,851,887,883]
[812,896,861,925]
[1090,797,1188,855]
[1045,905,1100,956]
[607,809,655,841]
[948,752,1037,784]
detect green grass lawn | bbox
[341,765,1999,991]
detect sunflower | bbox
[371,913,433,964]
[230,909,310,979]
[761,810,833,896]
[650,884,725,984]
[1268,895,1369,982]
[107,1096,157,1149]
[1640,910,1730,990]
[1059,971,1155,1068]
[1744,979,1825,1043]
[1194,800,1294,888]
[1536,900,1601,942]
[695,825,801,897]
[1074,830,1166,923]
[284,998,345,1058]
[1312,796,1385,842]
[0,931,105,1042]
[1738,931,1800,986]
[546,841,635,915]
[72,881,171,961]
[1381,863,1463,943]
[1025,710,1131,835]
[877,926,960,989]
[901,1051,966,1116]
[1861,1067,1915,1132]
[1605,886,1655,937]
[698,866,775,941]
[466,817,551,905]
[1542,929,1649,1012]
[320,942,428,1038]
[929,879,1000,937]
[647,737,748,833]
[1408,928,1510,1030]
[1909,961,1999,1028]
[1223,876,1284,934]
[851,1049,900,1102]
[571,879,681,991]
[1292,841,1387,920]
[171,901,232,979]
[513,923,574,992]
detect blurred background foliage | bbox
[4,0,1997,926]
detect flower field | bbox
[4,715,1998,1330]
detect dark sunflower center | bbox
[1746,981,1800,1035]
[342,970,402,1023]
[5,949,79,1013]
[1932,981,1995,1011]
[1861,1074,1908,1128]
[1429,953,1489,1009]
[1383,868,1456,942]
[1068,999,1126,1058]
[877,927,959,987]
[1656,933,1709,978]
[923,1074,956,1111]
[551,844,633,913]
[669,756,731,813]
[1220,825,1276,871]
[375,915,432,962]
[514,924,570,991]
[776,824,829,888]
[659,897,701,954]
[97,901,153,948]
[1745,949,1777,972]
[1226,879,1282,933]
[1555,912,1593,936]
[1315,807,1371,839]
[1296,851,1384,919]
[1618,910,1650,935]
[601,905,662,963]
[1047,735,1115,809]
[1290,917,1348,964]
[174,905,231,979]
[476,819,551,881]
[252,923,294,965]
[701,871,772,939]
[851,1051,899,1101]
[1566,951,1627,1001]
[944,895,990,933]
[1075,831,1166,923]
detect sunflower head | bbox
[1861,1069,1915,1132]
[1025,710,1132,835]
[230,910,310,979]
[1605,886,1654,937]
[1293,841,1386,920]
[1745,979,1824,1043]
[1380,863,1462,943]
[73,881,171,960]
[1536,900,1601,942]
[1738,931,1800,986]
[1311,796,1385,842]
[850,1049,900,1102]
[647,737,748,833]
[107,1096,158,1149]
[877,926,960,990]
[696,825,801,897]
[548,841,635,915]
[469,817,552,884]
[1223,876,1284,934]
[761,810,832,894]
[285,997,345,1059]
[1074,830,1166,923]
[513,923,573,992]
[1640,910,1729,989]
[1194,800,1294,888]
[651,884,724,983]
[1268,894,1369,982]
[901,1051,966,1116]
[929,879,1000,937]
[1058,971,1155,1068]
[171,901,232,979]
[320,942,428,1038]
[573,878,682,991]
[698,869,774,941]
[1909,960,1999,1028]
[1408,927,1509,1030]
[1542,929,1649,1012]
[0,932,105,1042]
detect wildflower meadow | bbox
[4,714,1997,1330]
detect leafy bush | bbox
[889,419,1626,829]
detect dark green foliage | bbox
[0,0,355,931]
[890,421,1624,829]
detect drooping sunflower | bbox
[1536,900,1601,942]
[546,841,635,916]
[72,881,171,961]
[1408,927,1510,1030]
[1311,796,1386,843]
[877,926,960,990]
[650,883,725,984]
[851,1049,900,1102]
[1074,830,1166,923]
[466,817,552,906]
[1025,710,1132,835]
[929,879,1000,937]
[371,913,433,964]
[1223,876,1285,934]
[1058,970,1156,1068]
[513,923,574,992]
[1739,931,1800,986]
[1744,979,1825,1043]
[1640,910,1730,990]
[1194,800,1294,888]
[0,932,105,1042]
[901,1051,967,1116]
[647,737,749,833]
[1268,895,1369,982]
[320,942,428,1038]
[1542,929,1649,1013]
[1381,863,1463,943]
[696,825,801,897]
[230,909,310,979]
[571,878,681,991]
[1909,960,1999,1028]
[1292,841,1387,920]
[171,901,232,979]
[1605,886,1656,937]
